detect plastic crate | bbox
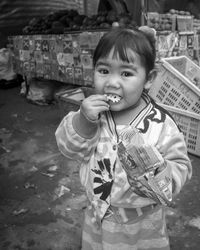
[165,55,200,83]
[149,56,200,114]
[160,103,200,156]
[176,15,193,31]
[56,86,94,116]
[58,98,80,116]
[56,88,84,116]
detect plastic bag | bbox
[0,48,16,81]
[26,78,63,105]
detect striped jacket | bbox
[55,94,192,223]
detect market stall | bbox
[3,0,200,156]
[1,3,200,250]
[7,8,200,83]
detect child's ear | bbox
[144,69,157,91]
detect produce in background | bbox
[147,9,193,32]
[22,9,136,34]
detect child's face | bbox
[94,48,147,112]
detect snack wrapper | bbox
[117,128,172,206]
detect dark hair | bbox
[93,28,156,75]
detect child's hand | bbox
[80,94,109,121]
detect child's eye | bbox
[99,68,109,74]
[121,71,133,77]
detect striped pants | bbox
[81,205,170,250]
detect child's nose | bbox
[106,75,120,88]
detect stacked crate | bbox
[149,56,200,156]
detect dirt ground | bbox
[1,86,200,250]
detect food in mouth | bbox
[105,94,121,103]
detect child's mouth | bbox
[105,94,122,103]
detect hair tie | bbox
[138,26,157,44]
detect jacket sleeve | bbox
[55,111,100,163]
[157,116,192,196]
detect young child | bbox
[55,27,192,250]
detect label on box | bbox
[13,36,22,50]
[23,61,30,72]
[58,65,66,81]
[90,32,102,49]
[74,67,83,85]
[49,38,56,51]
[65,67,74,82]
[187,35,194,48]
[193,35,199,50]
[24,50,31,61]
[35,40,42,51]
[19,50,30,61]
[73,55,81,67]
[29,39,35,51]
[30,62,35,72]
[57,52,74,66]
[83,68,93,82]
[19,61,24,72]
[179,35,187,50]
[80,52,93,69]
[41,40,50,52]
[63,40,73,53]
[51,51,57,61]
[63,53,74,66]
[74,67,83,80]
[51,63,59,79]
[35,63,44,76]
[79,32,90,49]
[23,39,30,50]
[44,63,51,75]
[34,51,43,63]
[63,34,73,53]
[43,52,51,62]
[73,46,81,58]
[187,48,194,59]
[158,35,168,52]
[72,34,80,54]
[55,37,63,53]
[57,52,65,66]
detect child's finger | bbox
[88,94,108,102]
[91,100,110,108]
